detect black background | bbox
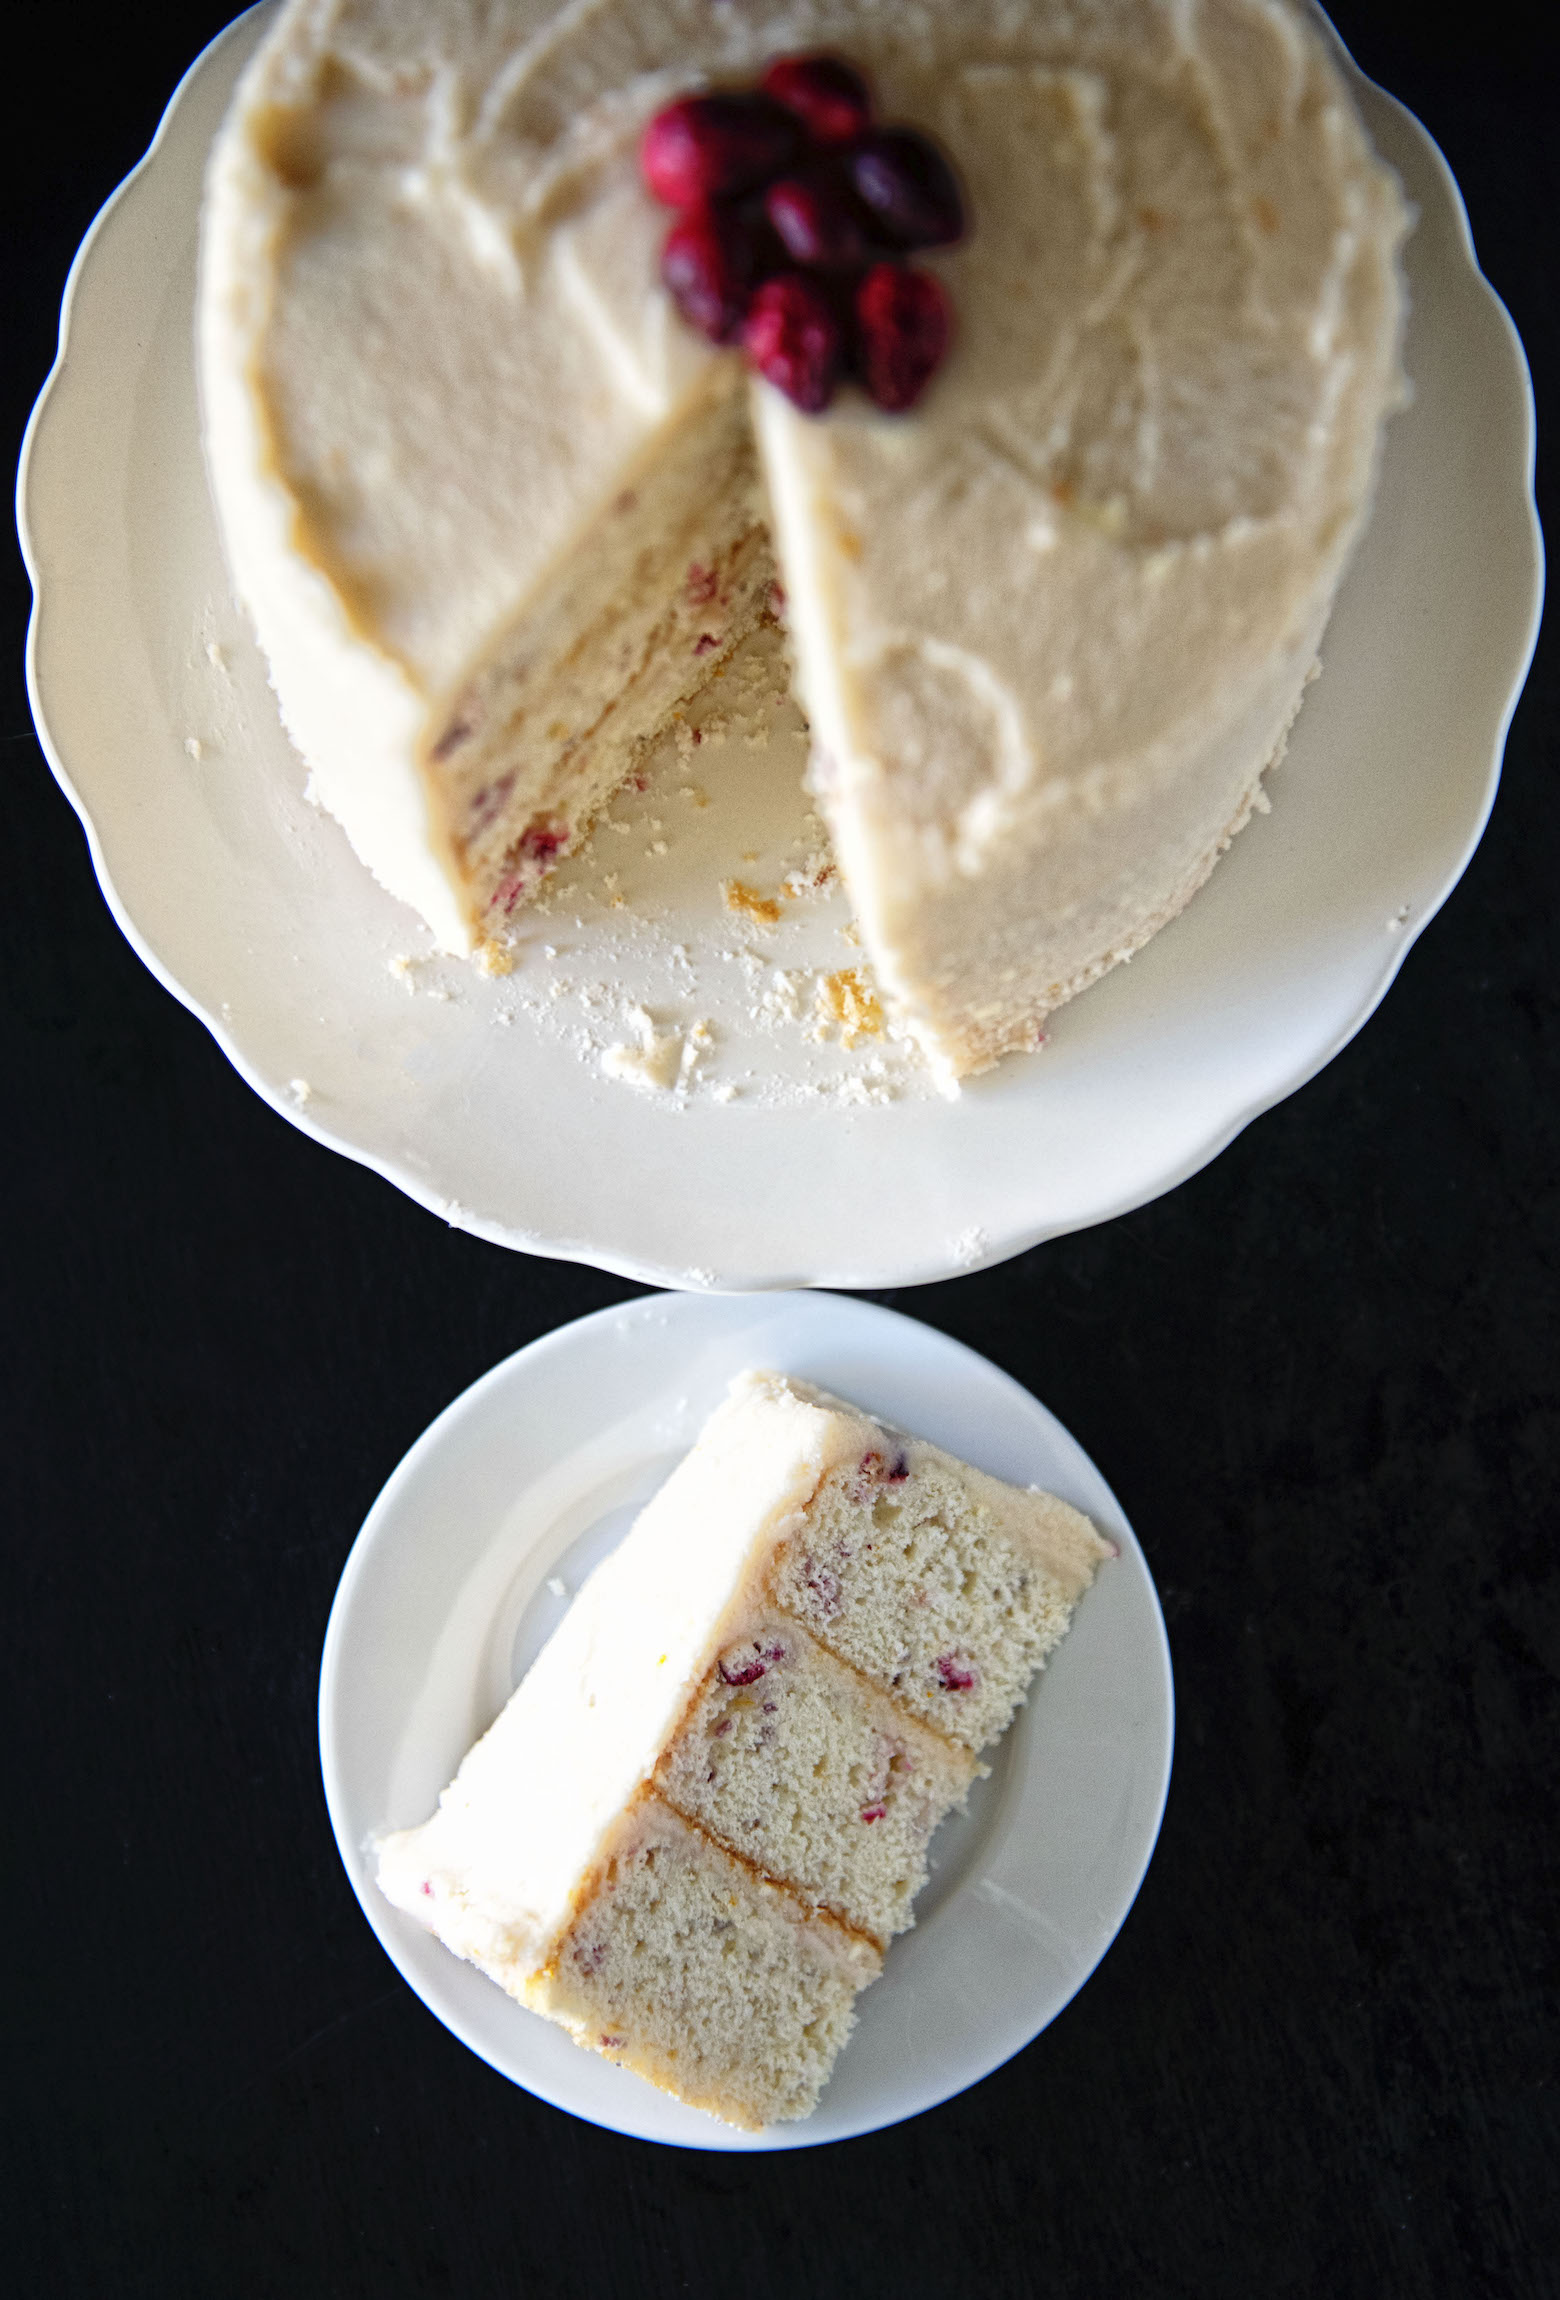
[5,4,1556,2293]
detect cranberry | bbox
[764,165,871,269]
[855,263,951,411]
[742,274,843,413]
[860,1803,888,1824]
[517,821,567,866]
[641,93,799,208]
[465,768,516,839]
[936,1654,977,1692]
[718,1639,785,1686]
[849,128,966,250]
[761,54,874,144]
[431,716,475,763]
[661,203,765,343]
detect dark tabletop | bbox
[5,4,1555,2294]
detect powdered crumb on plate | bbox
[601,1006,685,1094]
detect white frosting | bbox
[200,0,1406,1073]
[375,1373,863,1986]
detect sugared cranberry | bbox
[850,128,966,249]
[742,274,843,413]
[662,203,765,343]
[764,165,871,269]
[855,263,951,411]
[761,54,874,144]
[936,1655,977,1693]
[641,93,800,208]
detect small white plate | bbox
[319,1291,1173,2150]
[19,9,1542,1290]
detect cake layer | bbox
[769,1424,1112,1751]
[655,1610,978,1946]
[201,0,1407,1080]
[531,1795,880,2132]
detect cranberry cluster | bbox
[641,54,966,415]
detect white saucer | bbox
[318,1292,1173,2150]
[19,8,1541,1291]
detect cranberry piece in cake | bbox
[854,263,952,411]
[743,274,843,414]
[760,54,874,144]
[640,93,800,208]
[849,127,966,250]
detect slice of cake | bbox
[376,1371,1112,2128]
[198,0,1408,1082]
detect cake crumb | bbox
[287,1078,313,1106]
[678,1017,716,1091]
[816,968,884,1047]
[184,736,204,761]
[601,1007,684,1093]
[545,1576,570,1600]
[474,937,514,977]
[723,880,782,928]
[712,1082,739,1103]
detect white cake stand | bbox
[19,6,1542,1290]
